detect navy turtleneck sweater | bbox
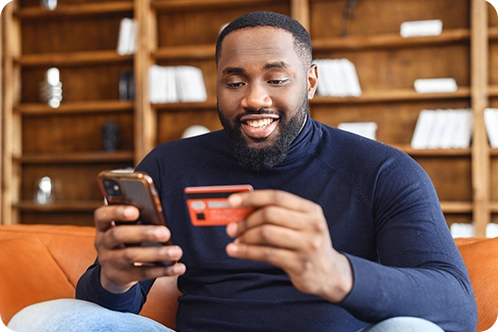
[76,117,477,331]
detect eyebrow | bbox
[222,61,290,76]
[263,61,289,70]
[222,67,244,75]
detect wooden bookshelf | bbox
[1,0,496,235]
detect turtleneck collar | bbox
[277,112,316,167]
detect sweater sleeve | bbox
[75,260,154,314]
[339,151,477,332]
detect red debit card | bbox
[184,185,254,226]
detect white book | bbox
[485,108,498,148]
[411,110,436,149]
[117,18,134,55]
[188,66,207,102]
[340,59,362,97]
[453,109,473,149]
[148,65,165,104]
[426,110,446,149]
[486,223,498,238]
[338,122,377,140]
[329,59,346,97]
[165,66,178,103]
[439,110,459,149]
[324,60,336,96]
[414,78,458,94]
[400,19,443,38]
[313,59,328,96]
[175,66,188,102]
[127,19,137,54]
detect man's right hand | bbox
[94,205,186,294]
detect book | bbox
[119,71,134,101]
[426,109,446,149]
[439,110,459,149]
[313,58,361,97]
[149,65,206,103]
[337,122,377,140]
[411,110,436,149]
[414,78,458,94]
[400,19,443,38]
[453,109,473,149]
[485,108,498,148]
[117,18,136,55]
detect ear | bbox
[307,64,318,99]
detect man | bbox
[9,11,476,332]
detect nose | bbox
[241,82,272,110]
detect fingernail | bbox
[228,194,242,207]
[155,227,168,240]
[226,222,238,237]
[226,243,238,255]
[123,206,136,217]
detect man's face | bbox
[217,26,317,171]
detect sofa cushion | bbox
[0,225,96,287]
[457,237,498,331]
[0,235,75,324]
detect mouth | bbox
[239,114,280,140]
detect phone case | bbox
[97,170,166,227]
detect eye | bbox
[268,79,288,85]
[226,81,245,89]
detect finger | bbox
[226,241,296,271]
[114,244,183,268]
[103,261,186,286]
[228,190,316,212]
[94,205,140,232]
[234,224,302,250]
[227,206,305,237]
[102,225,171,250]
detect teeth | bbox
[246,118,273,128]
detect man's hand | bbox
[94,205,186,294]
[225,190,353,303]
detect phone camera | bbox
[103,179,123,197]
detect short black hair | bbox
[215,11,312,68]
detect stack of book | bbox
[148,65,207,103]
[117,18,137,55]
[410,109,473,149]
[484,108,498,149]
[313,58,362,97]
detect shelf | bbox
[312,29,470,52]
[17,51,133,67]
[153,44,215,61]
[14,1,133,19]
[394,145,472,157]
[152,0,286,11]
[311,87,471,105]
[14,151,134,165]
[15,100,134,115]
[151,97,218,111]
[440,201,473,214]
[14,200,101,212]
[491,202,498,213]
[489,26,498,40]
[488,85,498,97]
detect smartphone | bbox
[97,170,172,266]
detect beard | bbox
[218,96,308,171]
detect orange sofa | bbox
[0,224,496,331]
